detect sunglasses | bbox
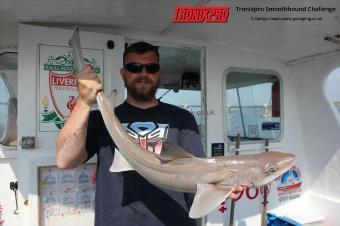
[124,63,160,73]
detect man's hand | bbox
[76,64,103,107]
[229,185,246,200]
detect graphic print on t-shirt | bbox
[122,122,169,154]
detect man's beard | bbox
[124,76,159,102]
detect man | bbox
[56,42,240,226]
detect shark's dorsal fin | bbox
[156,143,196,163]
[189,183,234,219]
[109,148,134,172]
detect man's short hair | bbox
[123,41,159,64]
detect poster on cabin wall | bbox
[38,44,104,132]
[38,164,96,226]
[276,165,302,202]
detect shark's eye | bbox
[265,163,279,174]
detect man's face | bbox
[121,51,160,102]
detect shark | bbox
[69,28,296,219]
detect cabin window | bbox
[224,69,282,143]
[156,46,203,132]
[0,72,17,146]
[325,67,340,115]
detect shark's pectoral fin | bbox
[156,143,197,163]
[109,148,134,172]
[189,183,234,219]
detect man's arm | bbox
[56,65,102,169]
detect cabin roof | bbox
[0,0,339,63]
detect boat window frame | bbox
[325,67,340,117]
[0,72,17,147]
[222,67,284,145]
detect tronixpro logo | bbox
[172,6,230,23]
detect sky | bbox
[156,89,201,106]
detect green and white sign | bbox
[39,44,104,132]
